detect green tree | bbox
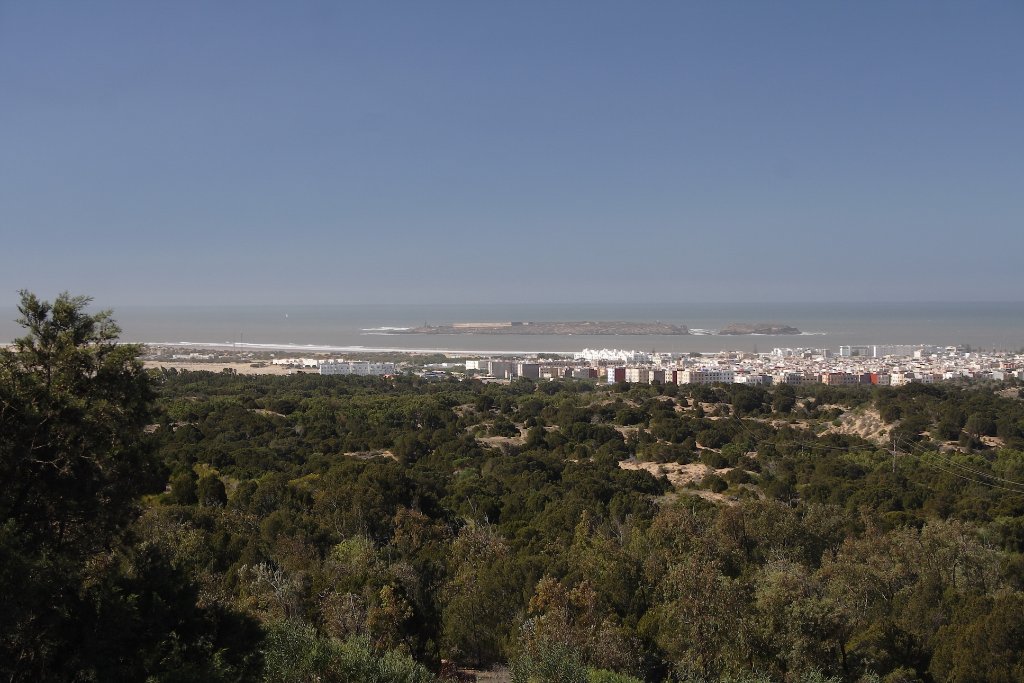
[930,592,1024,682]
[0,291,157,557]
[648,553,743,681]
[441,523,520,667]
[169,469,199,504]
[261,621,435,683]
[198,473,228,507]
[0,291,257,681]
[965,413,996,438]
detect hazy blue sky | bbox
[2,1,1022,305]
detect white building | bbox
[773,372,811,386]
[678,369,735,385]
[890,372,914,386]
[625,367,650,384]
[319,360,397,376]
[575,348,652,363]
[735,373,773,386]
[272,357,319,367]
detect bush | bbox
[261,622,435,683]
[488,418,520,437]
[588,669,644,683]
[197,474,227,507]
[704,474,728,493]
[700,450,728,469]
[511,639,587,683]
[697,427,731,449]
[724,468,751,485]
[169,470,198,505]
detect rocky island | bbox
[399,321,691,335]
[718,323,801,335]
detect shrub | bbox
[510,639,587,683]
[261,622,435,683]
[724,468,751,485]
[704,474,728,493]
[588,669,644,683]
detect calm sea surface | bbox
[2,302,1022,354]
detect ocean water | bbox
[1,302,1022,354]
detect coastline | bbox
[142,341,577,357]
[5,301,1021,353]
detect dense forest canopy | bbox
[3,292,1024,682]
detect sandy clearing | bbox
[342,450,397,461]
[144,361,299,376]
[472,423,529,447]
[620,459,709,486]
[822,407,889,445]
[618,459,739,504]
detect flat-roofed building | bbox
[488,361,515,379]
[679,369,735,385]
[320,360,397,376]
[822,372,860,386]
[890,372,913,386]
[517,363,541,379]
[625,367,650,384]
[735,373,773,385]
[607,367,626,384]
[774,372,811,385]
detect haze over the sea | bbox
[2,302,1021,354]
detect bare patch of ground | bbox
[476,426,527,447]
[822,407,889,445]
[249,408,286,418]
[619,459,711,488]
[341,450,396,461]
[619,460,752,505]
[614,426,640,439]
[688,488,734,504]
[981,435,1006,448]
[455,668,511,682]
[758,419,815,436]
[144,361,295,375]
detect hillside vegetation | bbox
[4,293,1024,682]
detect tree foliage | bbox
[7,292,1024,681]
[0,292,258,682]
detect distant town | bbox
[144,342,1024,385]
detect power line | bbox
[895,436,1024,494]
[733,415,880,454]
[923,449,1024,492]
[734,414,1024,496]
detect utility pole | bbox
[891,436,898,474]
